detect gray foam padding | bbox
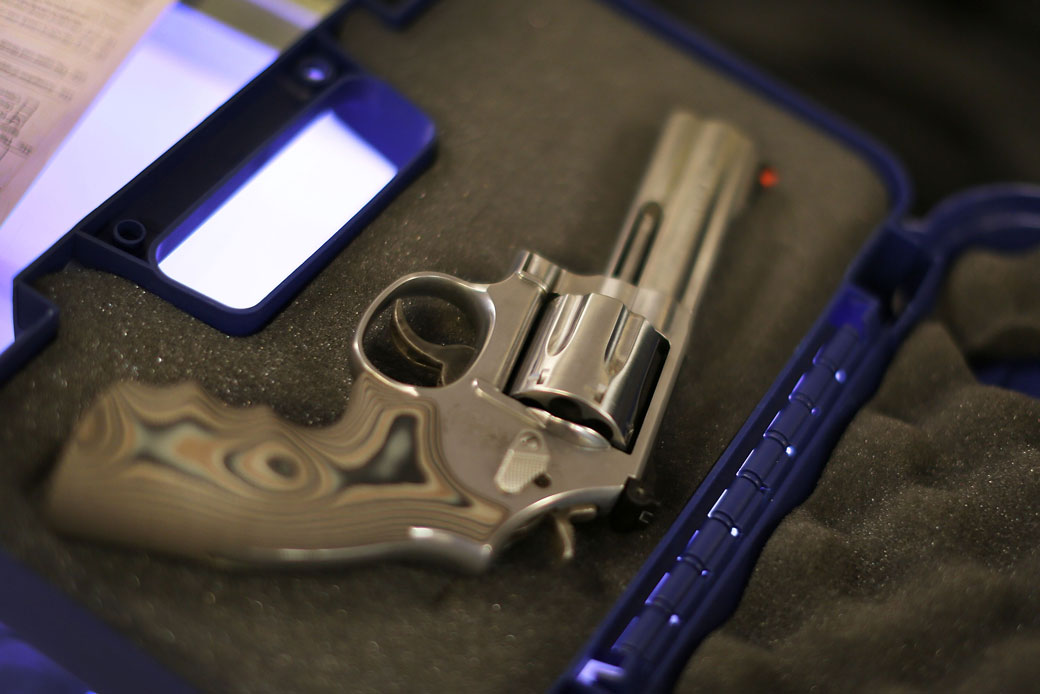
[937,246,1040,360]
[0,0,890,691]
[677,247,1040,693]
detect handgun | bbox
[43,111,757,571]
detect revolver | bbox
[44,111,757,571]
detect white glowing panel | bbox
[158,111,397,309]
[0,3,279,348]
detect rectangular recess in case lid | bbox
[0,0,437,384]
[155,84,402,310]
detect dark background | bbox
[652,0,1040,214]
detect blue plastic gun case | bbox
[2,1,1039,693]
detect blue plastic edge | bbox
[0,550,196,694]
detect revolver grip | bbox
[44,374,507,568]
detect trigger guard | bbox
[390,301,476,385]
[353,272,495,383]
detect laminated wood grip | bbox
[44,374,506,566]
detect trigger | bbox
[391,301,476,386]
[550,505,598,562]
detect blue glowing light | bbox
[834,368,847,383]
[669,614,681,626]
[730,526,740,537]
[304,64,328,81]
[785,445,796,458]
[576,659,626,686]
[644,572,671,605]
[0,621,93,692]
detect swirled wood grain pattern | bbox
[44,374,507,565]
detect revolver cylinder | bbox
[510,293,666,450]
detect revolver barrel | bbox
[609,111,756,309]
[511,112,756,450]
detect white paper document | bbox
[0,0,174,225]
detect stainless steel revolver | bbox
[44,111,756,571]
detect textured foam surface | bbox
[938,246,1040,360]
[0,1,888,692]
[677,248,1040,692]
